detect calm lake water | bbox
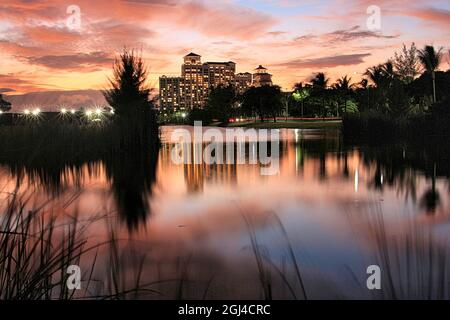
[1,125,449,299]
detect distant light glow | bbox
[71,109,76,114]
[32,108,41,116]
[24,109,30,115]
[181,112,186,118]
[61,108,67,114]
[86,110,93,116]
[95,108,102,115]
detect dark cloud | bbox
[326,26,399,42]
[25,52,114,70]
[0,88,16,93]
[294,26,398,44]
[277,53,371,69]
[0,74,44,92]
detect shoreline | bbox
[161,119,343,130]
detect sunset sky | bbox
[0,0,449,95]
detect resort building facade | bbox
[159,53,273,111]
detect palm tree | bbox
[418,45,443,102]
[364,61,398,112]
[359,79,368,89]
[292,82,310,117]
[333,75,354,114]
[311,72,329,117]
[381,61,396,83]
[311,72,329,89]
[358,78,370,111]
[365,65,385,88]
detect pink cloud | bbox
[406,7,450,28]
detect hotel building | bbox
[235,72,253,94]
[252,65,273,87]
[159,53,273,111]
[159,76,183,111]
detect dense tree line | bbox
[188,84,285,124]
[342,44,450,141]
[176,43,449,125]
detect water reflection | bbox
[1,127,449,228]
[0,125,159,230]
[1,126,450,298]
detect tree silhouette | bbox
[103,49,159,147]
[242,85,283,122]
[418,45,443,102]
[310,72,329,117]
[292,84,310,117]
[393,43,419,84]
[364,61,398,113]
[0,94,11,112]
[206,84,236,124]
[333,75,354,114]
[311,72,329,89]
[104,49,151,117]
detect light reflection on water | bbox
[1,126,449,299]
